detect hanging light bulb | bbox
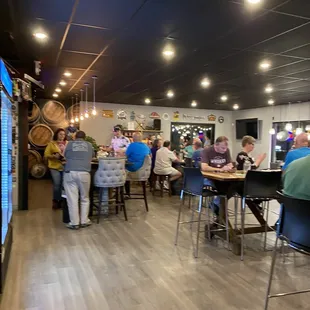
[84,82,90,118]
[80,88,84,120]
[92,75,98,117]
[269,128,275,135]
[296,127,303,135]
[285,123,292,131]
[70,118,74,124]
[70,96,75,125]
[75,116,79,123]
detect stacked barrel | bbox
[28,100,71,179]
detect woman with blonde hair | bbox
[44,128,68,209]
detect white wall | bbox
[231,102,310,169]
[80,101,310,169]
[80,102,233,147]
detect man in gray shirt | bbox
[64,131,93,229]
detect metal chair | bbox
[240,170,282,260]
[94,157,127,223]
[264,192,310,310]
[126,156,152,212]
[174,168,229,257]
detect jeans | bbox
[50,169,63,201]
[204,178,220,206]
[63,171,91,225]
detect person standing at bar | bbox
[63,131,93,230]
[44,128,67,210]
[110,125,130,155]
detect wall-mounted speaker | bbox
[153,119,161,130]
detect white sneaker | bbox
[164,180,169,190]
[80,219,92,228]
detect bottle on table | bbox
[244,159,251,172]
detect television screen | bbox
[236,118,259,139]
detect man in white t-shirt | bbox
[154,140,182,182]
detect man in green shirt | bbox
[283,155,310,200]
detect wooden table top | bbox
[201,171,246,182]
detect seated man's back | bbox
[126,132,150,172]
[282,133,310,170]
[283,155,310,200]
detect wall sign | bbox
[162,113,169,121]
[207,114,216,121]
[149,112,160,119]
[102,110,114,118]
[173,111,180,121]
[218,116,224,123]
[117,109,127,120]
[183,114,206,121]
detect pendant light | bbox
[91,75,97,116]
[74,94,79,123]
[269,104,275,135]
[285,103,292,131]
[70,96,75,124]
[84,82,89,118]
[80,88,84,121]
[295,104,303,135]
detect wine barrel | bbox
[28,150,42,172]
[28,124,54,148]
[28,102,40,125]
[31,163,47,179]
[42,100,66,125]
[67,103,80,121]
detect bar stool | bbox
[240,170,282,260]
[126,156,152,212]
[94,157,127,223]
[152,174,171,197]
[174,168,230,257]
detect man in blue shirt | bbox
[192,139,204,168]
[126,132,151,172]
[282,133,310,170]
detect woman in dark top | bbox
[151,139,162,170]
[236,135,266,170]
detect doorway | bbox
[170,122,215,151]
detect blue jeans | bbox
[204,178,220,207]
[50,169,63,201]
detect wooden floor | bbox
[1,180,310,310]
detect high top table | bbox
[201,171,275,255]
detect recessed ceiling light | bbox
[33,32,48,40]
[191,100,197,107]
[167,90,174,98]
[259,61,271,70]
[145,98,151,104]
[64,71,72,77]
[268,99,274,105]
[200,78,211,88]
[233,104,239,110]
[55,88,61,93]
[221,95,228,102]
[247,0,261,3]
[52,93,58,98]
[59,80,67,86]
[162,45,175,60]
[265,86,273,93]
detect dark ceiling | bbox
[2,0,310,110]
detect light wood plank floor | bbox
[1,180,310,309]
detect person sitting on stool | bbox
[63,131,94,230]
[125,132,151,195]
[154,140,182,193]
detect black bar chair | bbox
[264,192,310,310]
[174,168,229,257]
[240,170,282,260]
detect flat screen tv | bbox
[236,118,259,139]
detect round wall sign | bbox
[218,116,224,123]
[162,113,169,121]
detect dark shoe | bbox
[52,200,59,210]
[80,220,92,228]
[66,223,80,230]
